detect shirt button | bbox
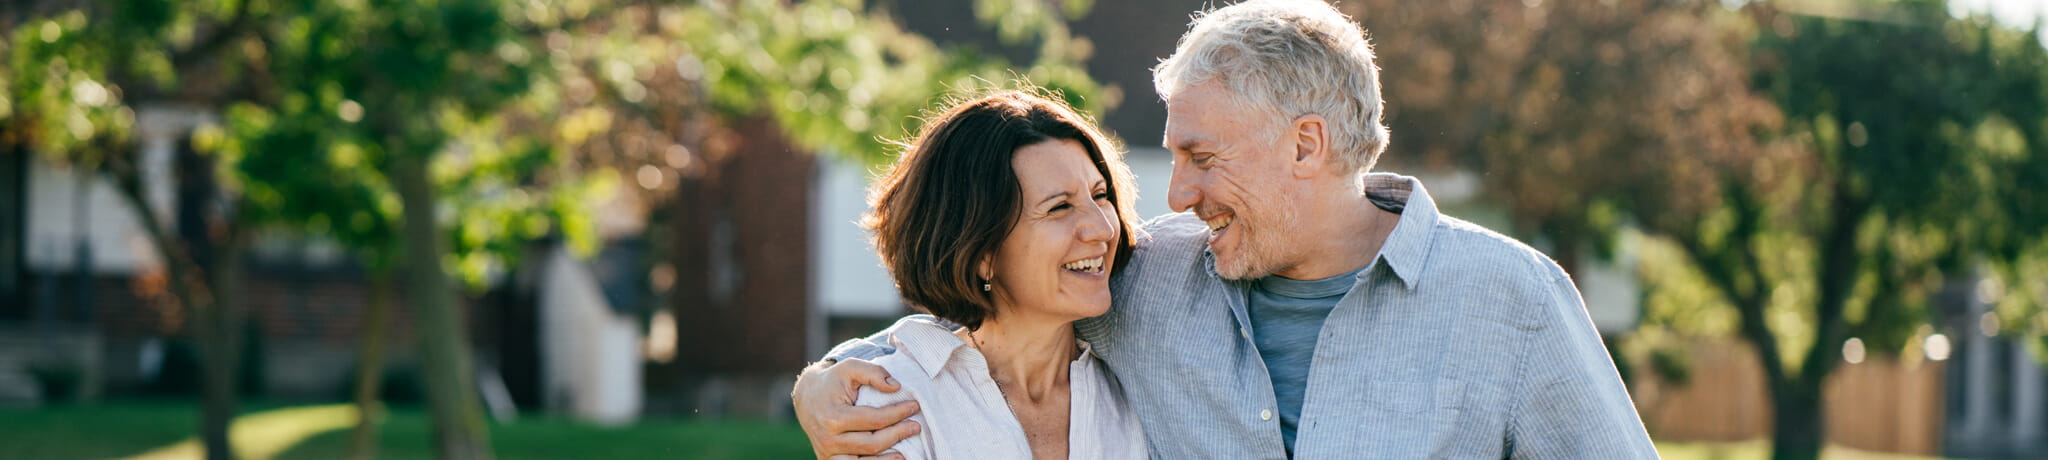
[1259,409,1273,421]
[1240,327,1251,339]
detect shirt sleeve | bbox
[823,314,944,362]
[1504,271,1658,458]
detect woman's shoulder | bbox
[854,319,967,408]
[854,351,929,409]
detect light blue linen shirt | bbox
[827,173,1656,459]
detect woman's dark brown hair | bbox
[863,89,1140,330]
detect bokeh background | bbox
[3,0,2048,459]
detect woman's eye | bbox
[1093,192,1111,201]
[1050,203,1071,212]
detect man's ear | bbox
[1290,114,1329,179]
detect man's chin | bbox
[1214,257,1256,281]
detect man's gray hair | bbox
[1153,0,1389,173]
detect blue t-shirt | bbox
[1249,266,1363,455]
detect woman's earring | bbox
[982,282,992,292]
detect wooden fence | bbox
[1631,340,1946,455]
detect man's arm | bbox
[1503,273,1657,458]
[823,314,942,362]
[792,315,943,460]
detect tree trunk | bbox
[349,271,395,460]
[391,153,493,460]
[173,134,241,460]
[1769,381,1826,460]
[198,233,247,460]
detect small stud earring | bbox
[982,282,992,292]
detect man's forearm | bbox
[821,314,945,362]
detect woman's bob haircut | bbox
[863,89,1141,330]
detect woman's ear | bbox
[977,255,995,284]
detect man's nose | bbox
[1167,163,1200,213]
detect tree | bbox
[1668,3,2048,457]
[3,0,585,456]
[1345,0,2048,458]
[1345,0,1780,276]
[8,0,1105,457]
[3,1,267,457]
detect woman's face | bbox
[984,138,1121,324]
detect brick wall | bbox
[664,116,815,379]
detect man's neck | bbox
[958,313,1077,403]
[1270,184,1400,281]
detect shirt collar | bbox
[1363,173,1440,290]
[887,316,1100,379]
[886,316,969,379]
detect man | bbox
[792,1,1656,458]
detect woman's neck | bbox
[958,312,1079,403]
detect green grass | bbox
[0,400,811,460]
[0,400,210,459]
[1655,440,1951,460]
[3,401,1958,460]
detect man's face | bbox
[1163,82,1300,280]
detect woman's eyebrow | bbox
[1036,191,1073,208]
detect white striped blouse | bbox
[854,316,1149,460]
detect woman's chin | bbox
[1070,292,1115,319]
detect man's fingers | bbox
[830,420,921,455]
[824,400,920,433]
[827,454,905,460]
[874,399,919,423]
[869,419,921,446]
[834,359,900,393]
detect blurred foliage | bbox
[651,0,1105,168]
[4,0,1103,457]
[1349,0,2048,457]
[2,0,1105,281]
[1351,0,1780,272]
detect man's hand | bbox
[792,358,921,460]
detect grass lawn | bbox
[0,400,811,460]
[1656,440,1952,460]
[0,401,1959,460]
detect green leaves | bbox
[669,0,1105,166]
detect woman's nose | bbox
[1078,200,1116,244]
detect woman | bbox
[854,89,1148,459]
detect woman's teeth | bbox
[1062,257,1104,273]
